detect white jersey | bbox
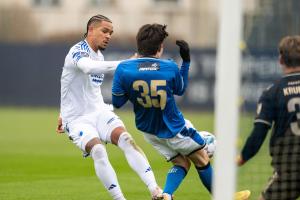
[60,40,120,124]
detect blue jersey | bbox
[112,58,190,138]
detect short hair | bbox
[136,24,169,57]
[84,14,112,38]
[279,35,300,67]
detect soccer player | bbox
[111,23,213,200]
[237,35,300,200]
[57,15,163,200]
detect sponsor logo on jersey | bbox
[138,62,160,71]
[90,74,104,86]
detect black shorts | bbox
[262,170,300,200]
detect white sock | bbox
[118,132,158,194]
[91,144,126,200]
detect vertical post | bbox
[214,0,243,199]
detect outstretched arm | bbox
[237,122,270,166]
[77,57,121,74]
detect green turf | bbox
[0,107,272,200]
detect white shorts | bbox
[143,119,205,161]
[64,109,124,154]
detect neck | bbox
[138,52,160,58]
[86,37,98,52]
[283,66,300,74]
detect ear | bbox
[279,55,285,65]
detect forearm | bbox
[178,61,190,95]
[240,123,270,163]
[77,57,121,74]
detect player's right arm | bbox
[77,57,121,74]
[238,88,274,165]
[71,46,120,74]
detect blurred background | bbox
[1,0,299,109]
[0,0,300,200]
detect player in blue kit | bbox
[111,23,213,200]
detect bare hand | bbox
[236,155,245,166]
[56,117,65,134]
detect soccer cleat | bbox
[152,192,173,200]
[151,186,163,200]
[234,190,251,200]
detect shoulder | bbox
[260,79,281,100]
[159,58,177,67]
[69,41,90,55]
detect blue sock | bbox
[196,162,213,193]
[163,165,187,195]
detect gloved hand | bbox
[176,40,190,62]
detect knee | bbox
[91,144,107,162]
[118,132,145,156]
[118,132,136,149]
[190,149,210,168]
[171,156,191,172]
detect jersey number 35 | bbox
[133,80,167,110]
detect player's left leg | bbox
[162,155,191,199]
[110,126,162,199]
[188,148,213,193]
[95,109,161,198]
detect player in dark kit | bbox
[237,35,300,200]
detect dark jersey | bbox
[112,58,189,138]
[254,72,300,170]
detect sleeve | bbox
[71,48,121,74]
[254,87,275,127]
[77,57,121,74]
[240,123,270,162]
[173,61,190,96]
[112,65,129,108]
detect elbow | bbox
[112,102,122,109]
[112,96,124,109]
[177,88,187,96]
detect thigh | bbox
[66,120,99,155]
[168,130,205,157]
[144,133,178,161]
[262,171,300,200]
[95,109,125,143]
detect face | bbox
[88,20,113,51]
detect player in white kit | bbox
[56,15,162,200]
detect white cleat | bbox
[151,186,163,200]
[152,193,173,200]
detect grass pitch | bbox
[0,107,272,200]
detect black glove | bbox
[176,40,190,62]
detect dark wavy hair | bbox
[136,23,169,57]
[83,14,112,38]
